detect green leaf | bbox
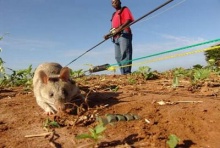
[75,134,94,139]
[49,121,60,128]
[166,134,180,148]
[172,76,179,88]
[193,69,210,81]
[75,122,106,143]
[88,128,95,134]
[43,118,60,128]
[94,124,106,134]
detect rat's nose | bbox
[55,101,66,112]
[58,104,66,111]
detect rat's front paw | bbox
[44,107,56,115]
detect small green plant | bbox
[205,58,220,74]
[166,134,180,148]
[0,52,5,77]
[172,67,187,88]
[193,68,210,81]
[0,36,6,81]
[43,118,60,130]
[0,34,9,79]
[172,75,179,88]
[127,77,136,85]
[190,68,210,85]
[76,122,106,144]
[112,86,119,92]
[70,69,85,78]
[204,44,220,68]
[4,65,33,89]
[107,85,119,92]
[135,66,154,80]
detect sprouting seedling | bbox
[43,118,60,130]
[172,75,179,88]
[75,122,106,144]
[193,68,210,81]
[166,134,180,148]
[172,68,186,88]
[128,77,136,85]
[134,66,154,80]
[110,85,119,92]
[70,68,85,78]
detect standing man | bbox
[104,0,134,75]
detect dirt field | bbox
[0,74,220,148]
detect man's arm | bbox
[113,19,132,34]
[103,19,132,40]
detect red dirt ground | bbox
[0,74,220,148]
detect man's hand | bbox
[103,27,122,40]
[112,26,122,35]
[103,25,125,40]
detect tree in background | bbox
[204,44,220,67]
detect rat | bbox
[33,62,83,115]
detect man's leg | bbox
[114,40,124,74]
[119,35,132,74]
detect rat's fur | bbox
[33,63,82,114]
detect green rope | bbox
[109,38,220,67]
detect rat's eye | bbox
[49,92,54,98]
[62,89,68,97]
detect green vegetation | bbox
[133,66,156,80]
[171,67,187,88]
[70,68,85,78]
[4,65,33,88]
[76,122,106,145]
[0,36,5,79]
[191,68,210,84]
[0,60,219,90]
[109,85,119,92]
[166,134,180,148]
[168,65,213,87]
[127,77,136,85]
[43,118,60,130]
[204,44,220,68]
[0,36,219,90]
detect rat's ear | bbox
[59,67,70,82]
[39,70,48,84]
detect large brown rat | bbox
[33,62,83,115]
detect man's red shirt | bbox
[112,7,134,33]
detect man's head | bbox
[112,0,121,10]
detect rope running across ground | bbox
[107,38,220,71]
